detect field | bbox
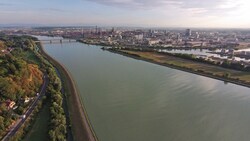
[23,102,50,141]
[22,50,41,65]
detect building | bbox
[6,100,16,109]
[135,34,143,40]
[24,97,32,103]
[147,39,161,46]
[228,49,235,55]
[107,36,112,44]
[177,34,181,40]
[195,32,200,39]
[186,29,192,37]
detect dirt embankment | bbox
[39,43,98,141]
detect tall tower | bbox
[177,34,180,40]
[185,29,191,37]
[111,27,115,33]
[81,27,84,38]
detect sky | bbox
[0,0,250,28]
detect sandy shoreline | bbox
[39,43,98,141]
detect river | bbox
[40,37,250,141]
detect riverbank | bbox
[78,39,240,50]
[39,43,98,141]
[107,49,250,88]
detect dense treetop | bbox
[0,35,43,135]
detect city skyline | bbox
[0,0,250,28]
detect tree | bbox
[0,116,5,131]
[221,60,231,68]
[0,41,5,49]
[9,64,17,74]
[52,93,63,106]
[53,77,62,91]
[0,68,8,76]
[16,106,25,115]
[223,72,231,78]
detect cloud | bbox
[84,0,182,9]
[41,8,68,12]
[84,0,225,9]
[186,8,208,15]
[83,0,242,15]
[0,3,14,6]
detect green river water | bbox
[41,38,250,141]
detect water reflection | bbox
[40,36,250,141]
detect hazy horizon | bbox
[1,0,250,28]
[1,24,250,30]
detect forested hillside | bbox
[0,35,43,137]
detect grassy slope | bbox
[121,50,250,85]
[23,102,50,141]
[18,49,41,66]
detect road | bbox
[2,74,49,141]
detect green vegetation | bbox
[0,35,36,50]
[0,36,43,139]
[22,41,67,140]
[12,49,41,66]
[10,96,47,141]
[46,66,67,141]
[0,55,43,99]
[159,52,250,72]
[0,35,67,141]
[0,41,6,50]
[23,101,50,141]
[40,40,95,141]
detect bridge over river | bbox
[35,39,77,44]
